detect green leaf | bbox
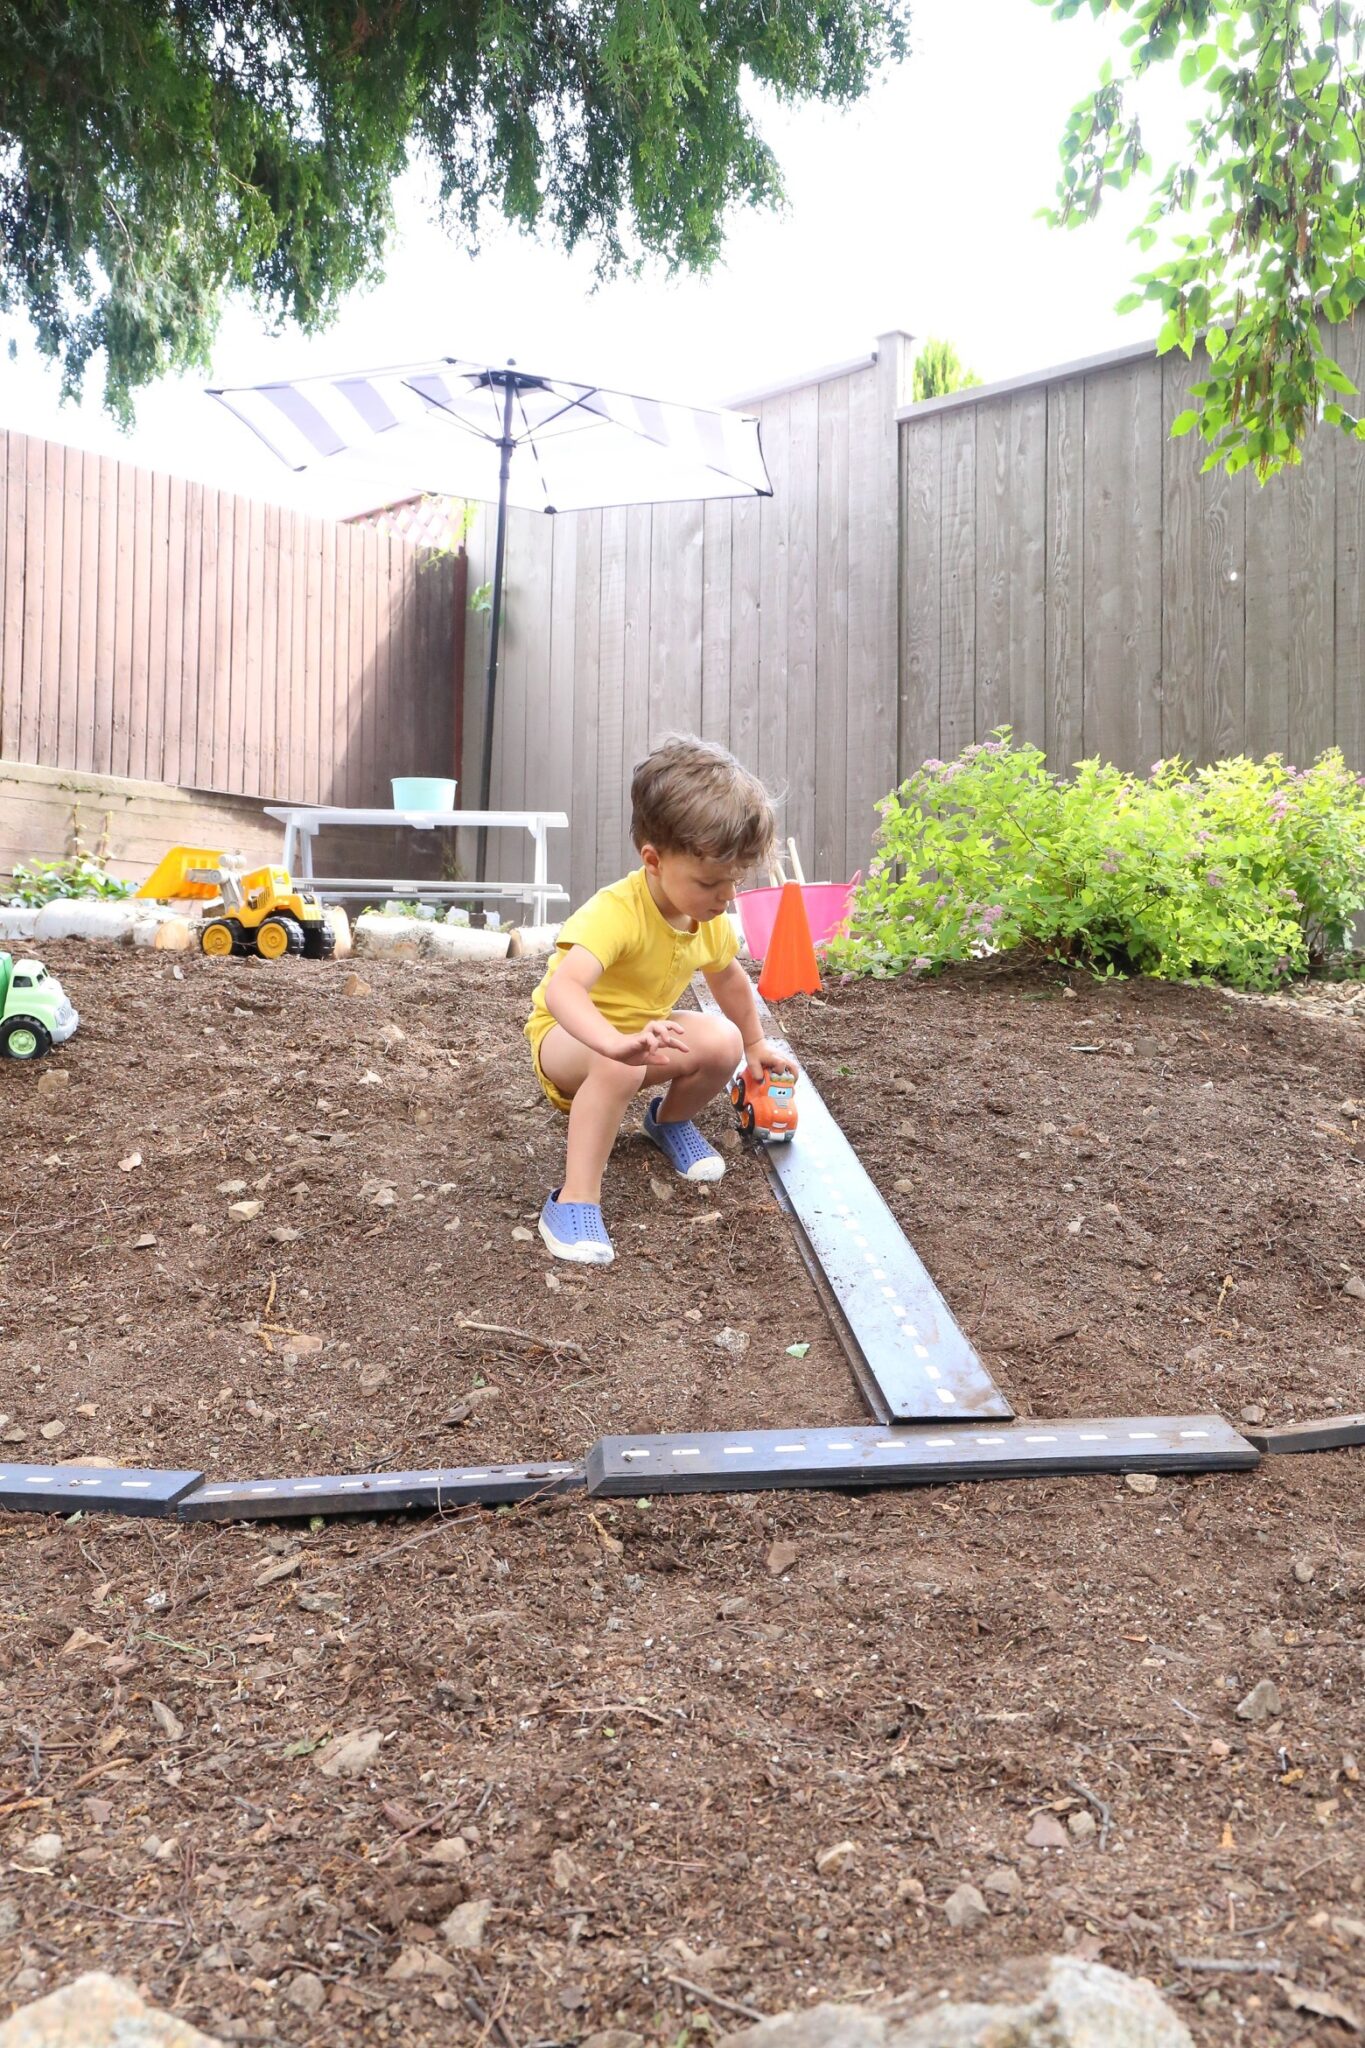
[785,1341,811,1358]
[1169,408,1199,436]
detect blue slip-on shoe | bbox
[538,1189,615,1265]
[641,1096,726,1183]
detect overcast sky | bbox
[0,0,1186,517]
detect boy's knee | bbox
[703,1019,744,1071]
[587,1051,646,1096]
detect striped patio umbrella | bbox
[210,359,772,883]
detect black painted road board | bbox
[178,1461,586,1520]
[0,1463,203,1518]
[1240,1412,1365,1455]
[587,1414,1257,1497]
[696,984,1011,1422]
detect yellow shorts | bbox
[525,1013,575,1116]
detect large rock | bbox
[0,1972,223,2047]
[32,901,143,944]
[0,908,41,942]
[721,1959,1192,2048]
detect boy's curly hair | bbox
[630,735,776,872]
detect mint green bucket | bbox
[391,776,457,811]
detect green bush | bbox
[827,733,1365,991]
[5,855,138,908]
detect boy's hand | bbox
[609,1017,689,1064]
[744,1036,798,1081]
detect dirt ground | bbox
[1,943,1362,2047]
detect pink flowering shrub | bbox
[826,731,1365,989]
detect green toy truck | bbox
[0,951,80,1059]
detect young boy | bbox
[525,735,794,1265]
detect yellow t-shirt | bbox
[525,866,739,1052]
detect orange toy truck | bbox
[729,1065,799,1143]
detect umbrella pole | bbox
[475,371,518,888]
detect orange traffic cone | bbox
[757,882,823,1001]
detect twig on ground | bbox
[456,1316,585,1359]
[665,1975,767,2023]
[1170,1958,1286,1976]
[1066,1774,1112,1851]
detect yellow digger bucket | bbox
[136,846,227,901]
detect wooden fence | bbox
[0,429,461,810]
[463,317,1365,908]
[899,323,1365,781]
[460,336,913,905]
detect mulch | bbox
[1,942,1362,2046]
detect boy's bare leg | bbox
[651,1014,743,1124]
[539,1013,742,1205]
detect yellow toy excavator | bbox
[136,848,336,961]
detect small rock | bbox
[944,1883,989,1931]
[314,1727,382,1777]
[36,1069,70,1096]
[39,1420,66,1442]
[688,1209,724,1227]
[550,1846,584,1890]
[75,1402,96,1417]
[2,1426,26,1444]
[150,1700,185,1741]
[218,1179,248,1195]
[1125,1472,1158,1496]
[983,1865,1022,1899]
[283,1973,326,2016]
[18,1833,64,1870]
[896,1875,927,1905]
[386,1946,455,1981]
[1241,1404,1266,1425]
[1292,1557,1316,1585]
[227,1200,261,1221]
[464,1384,501,1411]
[1026,1812,1069,1850]
[270,1226,301,1244]
[511,1225,533,1241]
[358,1366,390,1395]
[379,1021,406,1047]
[132,1232,158,1250]
[119,1151,142,1172]
[343,972,372,997]
[1067,1809,1097,1842]
[766,1540,798,1576]
[283,1332,323,1358]
[649,1176,674,1203]
[713,1325,750,1354]
[442,1898,493,1950]
[369,1185,397,1209]
[814,1840,857,1876]
[421,1837,470,1867]
[1343,1275,1365,1301]
[1235,1678,1283,1724]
